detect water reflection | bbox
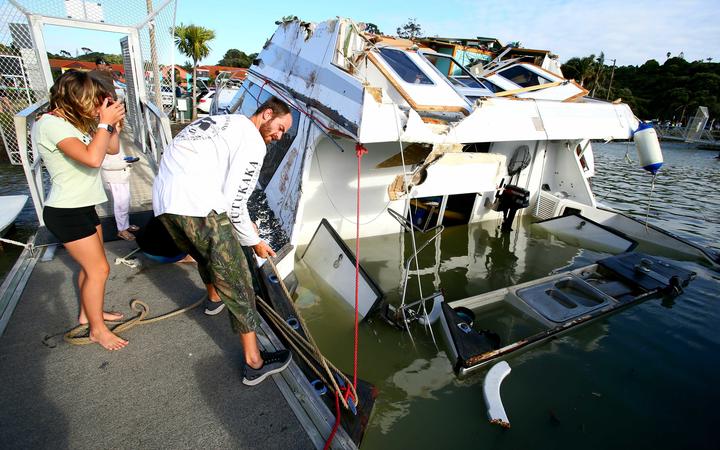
[373,352,455,434]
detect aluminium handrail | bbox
[138,97,172,171]
[399,225,444,308]
[14,100,50,224]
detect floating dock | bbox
[0,238,327,448]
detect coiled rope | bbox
[61,295,205,345]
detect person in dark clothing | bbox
[89,58,117,100]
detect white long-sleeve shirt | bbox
[152,115,265,246]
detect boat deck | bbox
[0,238,314,449]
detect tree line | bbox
[46,19,719,124]
[563,54,720,123]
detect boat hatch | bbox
[370,46,470,114]
[301,219,383,319]
[440,252,696,376]
[533,213,638,254]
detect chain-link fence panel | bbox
[137,0,175,116]
[12,0,171,27]
[1,0,176,165]
[0,1,48,165]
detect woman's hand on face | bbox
[98,98,125,125]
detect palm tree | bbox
[564,54,597,87]
[173,23,215,119]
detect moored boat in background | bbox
[0,195,27,237]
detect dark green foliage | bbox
[563,54,720,121]
[47,51,122,64]
[365,23,381,35]
[396,18,423,40]
[217,49,257,68]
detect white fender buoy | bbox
[633,122,664,174]
[418,294,444,326]
[483,360,512,428]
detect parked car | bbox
[196,89,215,114]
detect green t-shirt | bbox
[33,114,107,208]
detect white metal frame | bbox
[13,99,49,225]
[7,1,175,224]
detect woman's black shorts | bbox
[43,205,101,243]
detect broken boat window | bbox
[420,52,499,93]
[237,81,265,117]
[497,65,552,88]
[378,47,433,85]
[236,80,301,188]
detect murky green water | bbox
[293,142,720,450]
[1,143,719,449]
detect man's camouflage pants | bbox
[158,211,259,334]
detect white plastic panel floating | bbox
[301,219,383,320]
[483,361,512,428]
[533,213,637,254]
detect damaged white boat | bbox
[223,18,717,370]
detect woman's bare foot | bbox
[79,310,124,325]
[89,328,128,351]
[117,229,136,241]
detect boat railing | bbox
[400,225,444,306]
[13,100,50,225]
[137,97,172,173]
[387,206,446,317]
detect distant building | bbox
[197,65,247,81]
[160,64,190,83]
[160,64,247,85]
[49,58,125,81]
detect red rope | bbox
[249,72,354,139]
[323,144,366,450]
[323,391,341,450]
[353,143,367,391]
[256,79,269,107]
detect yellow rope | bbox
[63,295,205,345]
[61,260,359,410]
[265,259,358,410]
[256,296,358,409]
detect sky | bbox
[42,0,720,67]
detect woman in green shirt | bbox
[33,70,127,350]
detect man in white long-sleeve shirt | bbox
[153,97,293,386]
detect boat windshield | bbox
[378,47,434,85]
[420,51,500,92]
[497,65,553,87]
